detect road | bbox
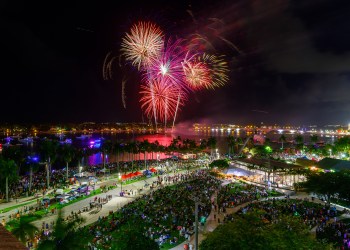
[29,169,193,228]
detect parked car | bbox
[59,199,69,204]
[55,194,70,202]
[41,197,50,206]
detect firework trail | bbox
[103,52,116,80]
[140,78,185,123]
[150,80,158,131]
[121,75,128,109]
[218,36,244,55]
[121,21,164,70]
[172,92,182,130]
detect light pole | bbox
[190,195,205,250]
[118,173,122,195]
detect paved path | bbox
[29,170,191,228]
[0,168,179,222]
[0,174,123,222]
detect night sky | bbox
[1,0,350,126]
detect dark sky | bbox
[1,0,350,126]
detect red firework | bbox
[139,78,186,122]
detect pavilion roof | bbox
[234,158,304,171]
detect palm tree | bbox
[59,144,75,180]
[153,140,160,161]
[295,135,304,151]
[25,155,40,193]
[0,158,18,202]
[139,140,150,170]
[37,210,86,250]
[11,217,39,244]
[128,141,138,172]
[279,134,287,150]
[199,139,207,150]
[114,140,123,171]
[182,138,190,151]
[40,140,59,189]
[227,136,236,157]
[207,136,217,159]
[2,146,25,175]
[310,134,318,146]
[101,140,113,173]
[169,137,179,151]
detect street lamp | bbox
[189,195,205,250]
[118,173,122,196]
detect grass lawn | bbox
[267,189,283,196]
[1,200,37,213]
[123,176,148,185]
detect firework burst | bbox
[199,53,229,88]
[121,21,164,70]
[104,19,231,129]
[145,38,190,92]
[140,78,186,122]
[182,59,212,90]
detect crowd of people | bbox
[217,182,272,209]
[237,198,339,230]
[84,170,220,249]
[316,218,350,249]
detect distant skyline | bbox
[1,0,350,125]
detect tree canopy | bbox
[200,211,333,250]
[209,159,229,169]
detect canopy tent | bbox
[121,174,129,180]
[121,172,140,180]
[134,171,142,176]
[143,170,152,175]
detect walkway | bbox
[26,170,193,228]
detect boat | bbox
[19,137,34,144]
[60,138,73,144]
[76,134,92,140]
